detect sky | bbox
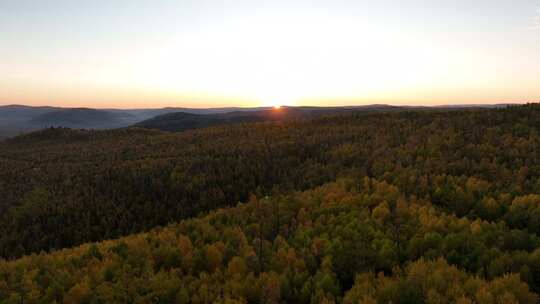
[1,0,539,108]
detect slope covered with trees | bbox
[0,104,539,261]
[132,105,402,132]
[1,179,539,303]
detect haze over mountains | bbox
[0,103,518,138]
[0,105,268,138]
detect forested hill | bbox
[1,179,539,303]
[132,105,403,132]
[0,104,539,302]
[0,104,267,138]
[0,104,539,260]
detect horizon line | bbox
[0,101,532,111]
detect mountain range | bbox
[0,103,517,138]
[0,105,267,138]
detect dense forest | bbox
[0,180,539,303]
[1,104,540,302]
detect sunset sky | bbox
[1,0,539,108]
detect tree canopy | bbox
[0,104,539,302]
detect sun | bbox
[258,91,297,109]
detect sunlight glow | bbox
[1,1,539,108]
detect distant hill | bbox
[134,105,404,132]
[0,105,60,120]
[28,108,138,129]
[107,106,269,119]
[0,105,271,138]
[0,105,61,137]
[133,108,293,132]
[0,103,523,138]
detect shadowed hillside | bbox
[133,105,404,132]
